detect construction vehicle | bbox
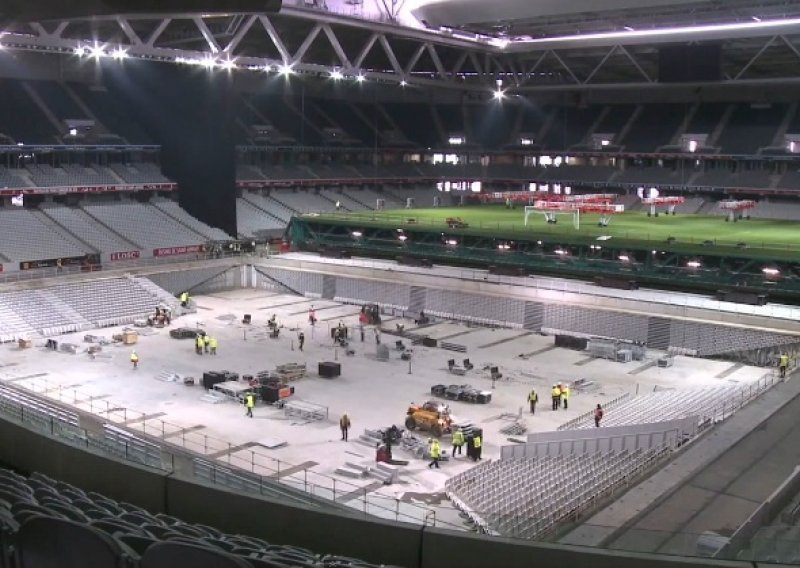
[405,400,453,437]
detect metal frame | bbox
[5,10,800,92]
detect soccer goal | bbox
[524,204,580,229]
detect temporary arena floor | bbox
[319,206,800,258]
[0,285,773,533]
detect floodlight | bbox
[445,239,458,246]
[355,74,365,83]
[763,267,780,276]
[351,231,362,238]
[493,89,505,101]
[554,248,567,256]
[111,47,128,60]
[89,45,106,59]
[278,63,294,76]
[220,58,237,70]
[618,254,630,262]
[68,128,78,137]
[400,80,407,87]
[74,46,88,56]
[398,234,408,242]
[330,69,344,80]
[686,260,701,268]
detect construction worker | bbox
[245,391,256,418]
[779,353,790,378]
[298,332,305,352]
[308,307,317,326]
[451,428,465,457]
[374,327,381,345]
[340,412,351,441]
[428,439,441,469]
[561,383,570,410]
[594,404,604,427]
[208,336,218,356]
[203,334,211,354]
[551,384,561,411]
[179,291,189,307]
[528,389,538,414]
[130,351,139,370]
[473,432,482,461]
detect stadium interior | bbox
[1,1,800,568]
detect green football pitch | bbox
[312,205,800,259]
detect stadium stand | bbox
[0,208,87,262]
[109,162,170,184]
[446,448,668,539]
[684,103,728,145]
[0,466,395,568]
[80,201,208,250]
[717,104,786,155]
[236,198,286,237]
[26,80,89,122]
[0,165,31,188]
[68,83,154,145]
[0,276,180,339]
[38,203,137,254]
[622,104,686,152]
[383,102,441,147]
[269,189,338,214]
[319,189,371,211]
[0,79,60,144]
[242,192,296,222]
[541,106,597,150]
[151,199,232,241]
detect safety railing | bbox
[2,376,461,530]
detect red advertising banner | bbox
[110,251,141,261]
[0,183,176,196]
[0,264,3,273]
[153,245,204,257]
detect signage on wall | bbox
[109,251,141,261]
[153,245,204,257]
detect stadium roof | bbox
[4,0,800,93]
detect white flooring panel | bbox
[0,288,768,530]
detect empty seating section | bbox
[0,277,178,338]
[2,290,82,333]
[82,201,206,250]
[49,278,166,326]
[670,320,800,356]
[236,199,285,236]
[384,102,440,147]
[0,297,36,341]
[25,164,116,187]
[0,166,30,188]
[270,190,338,214]
[614,166,688,186]
[151,199,231,241]
[623,104,685,152]
[344,187,403,209]
[249,94,320,145]
[236,164,265,180]
[717,104,785,154]
[542,106,597,150]
[0,208,85,261]
[564,386,744,430]
[0,467,391,568]
[748,198,800,220]
[0,79,58,144]
[69,83,153,145]
[685,103,727,141]
[446,449,666,539]
[109,163,170,184]
[243,192,295,222]
[538,165,616,183]
[321,99,373,145]
[261,164,317,180]
[594,105,635,140]
[470,104,515,148]
[389,187,438,208]
[27,80,88,120]
[779,170,800,190]
[319,189,369,211]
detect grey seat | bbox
[116,534,159,556]
[17,515,138,568]
[140,541,253,568]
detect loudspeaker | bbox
[422,337,438,348]
[242,314,251,324]
[318,362,341,378]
